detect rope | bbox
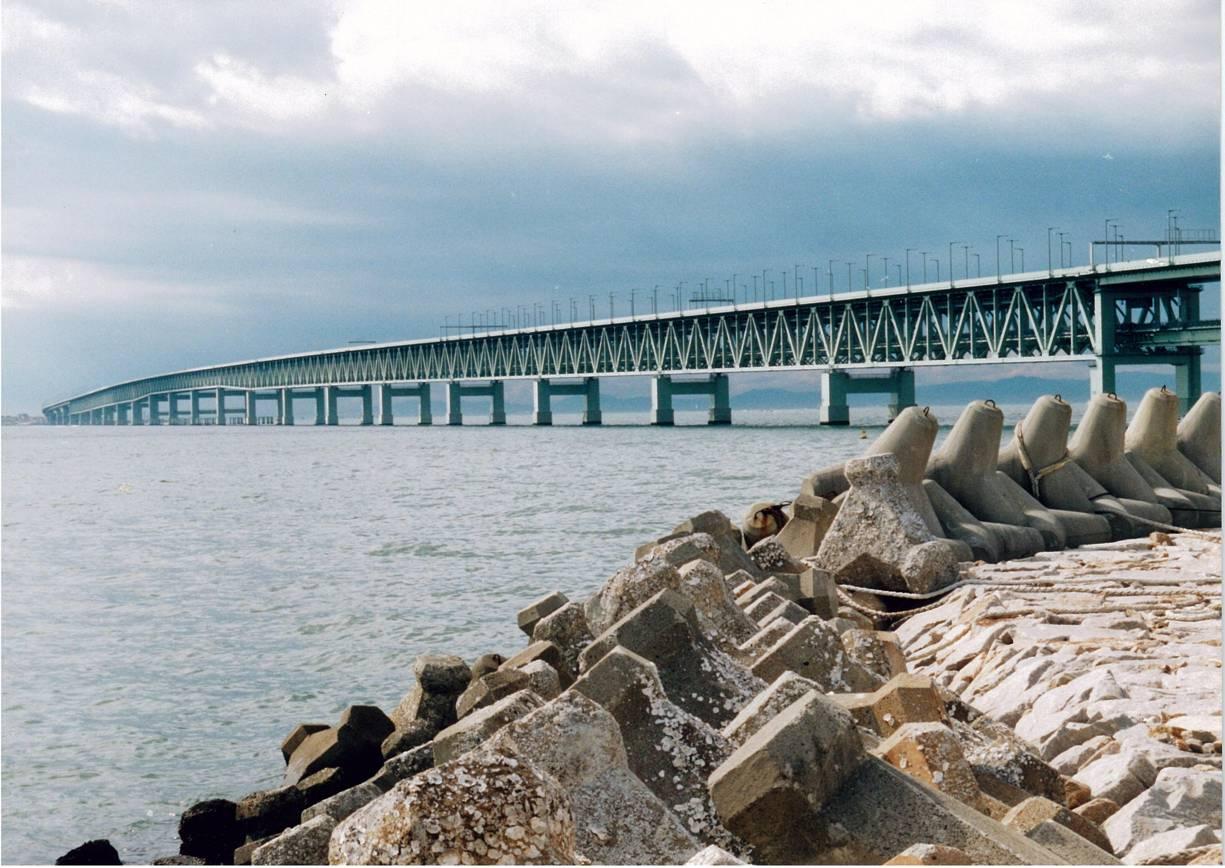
[1095,509,1222,542]
[1013,419,1075,498]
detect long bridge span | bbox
[43,253,1220,427]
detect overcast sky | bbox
[2,0,1220,413]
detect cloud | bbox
[195,54,331,122]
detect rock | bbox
[415,654,471,694]
[749,597,812,628]
[368,743,434,791]
[774,494,838,560]
[236,784,307,843]
[250,815,335,865]
[337,705,395,749]
[815,454,961,594]
[484,690,701,863]
[579,588,763,729]
[721,671,822,748]
[283,726,381,787]
[152,857,206,866]
[675,559,759,653]
[571,647,737,850]
[517,591,568,637]
[735,617,794,662]
[1001,795,1115,854]
[842,629,908,682]
[1075,796,1120,825]
[685,844,746,864]
[302,781,383,824]
[380,719,434,760]
[455,668,531,719]
[741,589,789,619]
[1103,767,1222,858]
[737,576,798,606]
[747,537,806,573]
[669,511,762,579]
[531,602,594,678]
[280,723,328,762]
[1064,776,1093,810]
[958,714,1065,805]
[1007,817,1121,864]
[1125,824,1220,865]
[433,689,545,764]
[865,674,949,737]
[877,722,984,810]
[499,640,572,684]
[232,836,274,865]
[516,658,562,700]
[810,757,1066,864]
[708,692,865,863]
[883,843,973,864]
[1075,749,1157,807]
[469,653,506,680]
[294,767,346,807]
[329,748,575,865]
[751,615,879,693]
[178,798,242,863]
[389,655,471,732]
[56,840,122,865]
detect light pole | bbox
[972,252,981,277]
[828,260,836,297]
[1017,247,1024,271]
[1063,240,1071,267]
[864,254,874,291]
[921,251,929,283]
[948,241,960,285]
[752,275,759,302]
[1009,237,1016,272]
[653,285,659,314]
[1104,218,1116,265]
[1058,231,1067,267]
[962,244,970,281]
[905,248,914,288]
[846,262,853,292]
[934,258,940,282]
[882,256,890,287]
[1047,227,1056,276]
[895,264,902,285]
[996,234,1007,281]
[762,269,770,302]
[795,264,803,298]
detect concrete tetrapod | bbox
[1126,386,1222,501]
[926,400,1060,555]
[1177,392,1221,483]
[1067,392,1197,527]
[998,394,1143,541]
[801,407,977,561]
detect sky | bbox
[2,0,1221,414]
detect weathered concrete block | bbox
[775,494,839,560]
[708,692,865,863]
[736,576,797,607]
[455,667,530,719]
[740,589,788,617]
[413,654,471,694]
[484,690,701,864]
[282,726,381,787]
[735,617,794,662]
[960,714,1066,805]
[842,629,908,682]
[368,743,434,792]
[432,689,545,764]
[685,844,745,864]
[279,723,328,762]
[236,784,307,843]
[498,639,571,686]
[294,767,346,808]
[1001,795,1114,855]
[337,704,394,748]
[676,558,759,653]
[329,748,576,865]
[721,670,822,748]
[869,673,950,736]
[579,588,763,728]
[584,557,683,636]
[571,648,738,850]
[748,537,806,573]
[1074,796,1119,826]
[178,798,241,864]
[669,511,764,579]
[751,616,879,693]
[877,722,983,810]
[301,781,383,824]
[380,718,434,760]
[389,654,470,733]
[516,658,562,700]
[756,599,812,628]
[828,692,878,730]
[883,843,972,865]
[516,591,568,637]
[816,454,961,594]
[532,601,594,678]
[799,567,839,619]
[250,814,335,865]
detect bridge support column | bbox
[215,388,227,426]
[654,374,731,425]
[190,392,202,425]
[117,403,130,425]
[325,387,339,425]
[379,384,394,426]
[245,392,257,425]
[133,400,146,425]
[168,394,182,425]
[359,385,374,426]
[417,387,433,425]
[148,394,163,425]
[380,383,432,425]
[652,376,674,426]
[314,389,326,425]
[532,377,602,425]
[489,381,506,425]
[447,381,504,425]
[1089,357,1116,398]
[280,389,295,426]
[447,382,463,425]
[1175,351,1203,414]
[820,368,916,425]
[104,406,116,425]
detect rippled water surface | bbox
[3,408,959,862]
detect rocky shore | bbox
[57,389,1221,866]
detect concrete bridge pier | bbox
[190,391,202,425]
[819,368,916,425]
[103,406,116,424]
[168,393,184,425]
[117,404,130,425]
[359,385,374,426]
[246,391,258,425]
[148,394,164,426]
[313,388,326,425]
[280,389,295,425]
[447,381,506,425]
[325,386,339,425]
[132,399,146,425]
[651,374,731,426]
[533,378,602,425]
[379,383,432,426]
[214,388,227,426]
[1091,349,1203,414]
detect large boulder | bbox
[1103,767,1222,859]
[301,781,383,824]
[329,748,576,865]
[750,616,879,694]
[516,591,568,637]
[389,654,471,732]
[280,724,328,762]
[432,689,545,764]
[250,815,335,865]
[368,743,434,792]
[775,494,839,560]
[484,691,701,863]
[56,841,122,865]
[708,692,865,863]
[282,726,382,787]
[815,454,961,594]
[531,602,594,678]
[579,588,763,728]
[455,668,531,719]
[178,798,242,863]
[236,785,307,843]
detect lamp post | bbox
[1009,237,1016,272]
[1057,231,1066,267]
[962,244,970,280]
[921,251,929,283]
[1063,240,1072,267]
[882,255,890,287]
[1104,218,1117,265]
[996,234,1007,281]
[1017,247,1024,271]
[934,258,940,282]
[864,254,874,291]
[1047,227,1056,276]
[972,252,981,277]
[752,275,759,301]
[948,241,960,285]
[828,260,836,297]
[846,262,853,292]
[762,269,770,302]
[795,264,803,298]
[905,248,914,288]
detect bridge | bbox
[43,252,1220,427]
